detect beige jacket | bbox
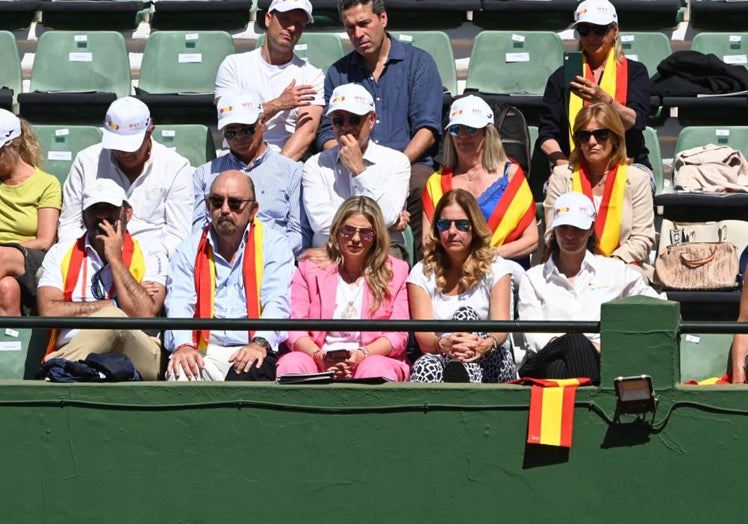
[543,164,655,265]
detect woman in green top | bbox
[0,109,61,315]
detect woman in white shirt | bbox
[519,191,663,384]
[408,189,515,383]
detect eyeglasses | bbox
[436,219,471,233]
[339,224,375,242]
[447,124,480,137]
[91,267,108,301]
[222,125,256,140]
[206,195,254,212]
[574,128,611,144]
[331,115,364,127]
[576,24,613,37]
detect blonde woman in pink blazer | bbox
[277,196,410,381]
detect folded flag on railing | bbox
[510,377,593,448]
[684,374,730,385]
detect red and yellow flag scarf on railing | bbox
[571,162,627,256]
[684,374,730,386]
[511,377,593,448]
[44,233,146,356]
[192,219,264,350]
[567,50,628,154]
[422,166,535,247]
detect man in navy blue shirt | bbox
[316,0,443,258]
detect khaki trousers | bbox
[45,306,162,381]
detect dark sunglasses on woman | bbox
[574,128,611,143]
[576,24,613,37]
[436,219,471,232]
[447,124,480,137]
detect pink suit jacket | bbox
[286,256,410,361]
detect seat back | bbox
[620,31,673,78]
[679,333,731,383]
[691,32,748,70]
[139,31,235,95]
[0,328,48,379]
[29,30,131,98]
[33,124,103,185]
[466,31,563,95]
[643,126,665,193]
[152,124,216,168]
[391,31,457,96]
[658,219,748,257]
[675,126,748,158]
[254,32,344,73]
[0,31,22,105]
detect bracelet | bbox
[434,334,451,355]
[312,349,322,361]
[547,151,566,165]
[488,335,500,352]
[174,343,195,353]
[358,347,370,358]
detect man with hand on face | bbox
[302,82,410,256]
[166,170,294,382]
[215,0,324,161]
[57,96,193,259]
[38,179,167,381]
[193,92,308,258]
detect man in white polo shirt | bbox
[214,0,324,161]
[57,96,193,258]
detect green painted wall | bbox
[0,298,745,523]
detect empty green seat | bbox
[33,124,103,185]
[152,124,216,168]
[0,328,48,379]
[680,333,731,383]
[391,31,457,96]
[620,32,673,78]
[691,32,748,70]
[0,31,22,109]
[254,32,344,74]
[643,126,664,194]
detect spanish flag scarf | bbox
[572,162,627,256]
[422,165,535,246]
[192,219,264,349]
[45,233,145,355]
[568,50,628,154]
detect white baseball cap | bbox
[83,179,129,210]
[268,0,314,24]
[325,83,375,116]
[551,192,596,230]
[217,93,263,130]
[446,95,493,130]
[101,97,151,153]
[0,109,21,149]
[573,0,618,27]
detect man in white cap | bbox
[38,179,168,381]
[57,96,193,258]
[192,92,309,258]
[302,82,409,251]
[215,0,323,161]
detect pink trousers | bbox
[276,352,410,382]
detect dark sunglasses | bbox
[339,224,375,242]
[331,115,363,127]
[91,267,108,301]
[206,195,253,212]
[574,128,611,144]
[576,24,613,37]
[436,218,471,233]
[447,124,480,137]
[222,125,256,140]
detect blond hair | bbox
[569,102,630,167]
[442,123,508,173]
[5,119,43,168]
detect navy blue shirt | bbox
[538,58,651,168]
[316,36,443,167]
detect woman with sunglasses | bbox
[277,196,410,381]
[543,102,655,270]
[538,0,651,187]
[0,110,61,316]
[519,192,663,384]
[423,95,537,280]
[409,189,516,383]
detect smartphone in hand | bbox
[324,349,351,362]
[564,51,584,86]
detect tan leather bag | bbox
[654,242,739,290]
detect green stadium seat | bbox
[675,126,748,158]
[620,32,673,78]
[254,32,344,74]
[137,31,235,124]
[679,333,731,383]
[0,328,48,379]
[39,0,148,31]
[391,31,457,96]
[152,124,216,168]
[18,31,131,124]
[33,124,103,185]
[691,32,748,70]
[0,31,22,110]
[643,126,664,194]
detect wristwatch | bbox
[251,336,271,351]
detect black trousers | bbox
[519,333,600,385]
[224,353,278,382]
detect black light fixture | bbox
[613,375,658,424]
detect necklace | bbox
[338,272,364,319]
